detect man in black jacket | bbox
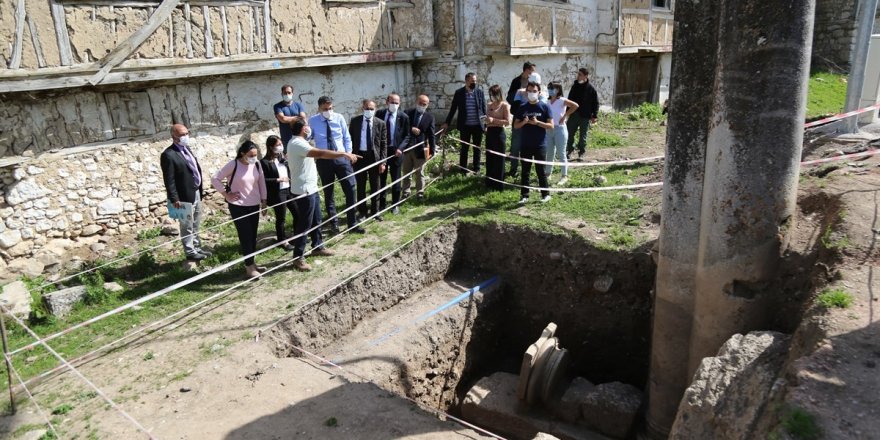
[376,93,410,212]
[402,95,437,202]
[160,124,210,264]
[567,67,600,160]
[442,72,487,173]
[349,99,388,221]
[506,61,536,108]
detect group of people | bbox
[160,63,599,276]
[444,62,599,203]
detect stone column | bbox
[647,1,815,437]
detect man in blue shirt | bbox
[513,81,554,204]
[274,84,307,147]
[307,96,365,234]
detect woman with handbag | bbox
[212,140,268,278]
[261,135,297,251]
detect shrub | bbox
[782,407,821,440]
[816,288,854,309]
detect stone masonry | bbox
[811,0,859,70]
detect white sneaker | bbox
[518,197,529,205]
[541,195,552,203]
[557,176,569,186]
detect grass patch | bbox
[136,227,162,241]
[820,224,850,251]
[51,403,74,415]
[782,407,821,440]
[817,288,854,309]
[806,72,847,119]
[324,416,338,427]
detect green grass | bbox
[817,288,854,309]
[806,72,847,119]
[51,403,74,415]
[782,407,821,440]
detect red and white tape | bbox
[804,102,880,129]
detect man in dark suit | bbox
[442,72,487,173]
[506,61,535,108]
[376,93,410,212]
[402,95,436,204]
[349,99,388,221]
[160,123,210,265]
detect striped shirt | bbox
[465,90,480,126]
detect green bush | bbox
[816,288,854,309]
[79,270,109,306]
[633,102,665,121]
[783,407,821,440]
[590,131,625,148]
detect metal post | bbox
[844,0,880,133]
[0,310,16,414]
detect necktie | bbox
[386,114,393,148]
[366,118,373,150]
[325,118,337,151]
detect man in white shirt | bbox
[287,120,360,271]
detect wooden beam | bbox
[50,0,73,65]
[27,14,47,68]
[58,0,263,6]
[248,7,255,52]
[88,0,181,85]
[203,5,214,58]
[184,3,193,58]
[513,0,583,12]
[9,0,26,69]
[168,15,174,57]
[220,6,230,56]
[263,0,271,53]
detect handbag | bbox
[224,160,239,193]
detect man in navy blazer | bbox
[376,93,410,212]
[349,99,388,221]
[443,72,487,173]
[402,95,437,203]
[160,124,210,264]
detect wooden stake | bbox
[0,311,16,414]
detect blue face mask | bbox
[547,88,555,96]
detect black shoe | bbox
[350,226,366,234]
[417,193,424,200]
[187,253,207,261]
[328,225,341,235]
[375,215,384,222]
[280,242,295,251]
[196,249,212,257]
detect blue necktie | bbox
[325,118,337,151]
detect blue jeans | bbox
[545,125,569,177]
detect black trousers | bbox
[378,151,401,210]
[354,149,381,216]
[520,144,549,198]
[228,203,260,266]
[272,190,297,242]
[459,124,484,172]
[293,193,324,258]
[485,127,506,190]
[316,158,357,228]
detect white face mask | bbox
[321,110,333,119]
[416,105,428,114]
[246,156,257,165]
[177,135,190,147]
[578,79,586,84]
[302,126,312,138]
[282,94,293,102]
[527,92,539,102]
[274,146,284,154]
[388,103,399,113]
[363,109,375,119]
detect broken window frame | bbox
[652,0,672,11]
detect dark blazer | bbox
[506,75,527,106]
[568,80,600,119]
[405,109,436,159]
[160,144,204,204]
[375,109,410,155]
[259,157,291,205]
[445,86,487,131]
[348,115,388,162]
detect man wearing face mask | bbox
[274,84,307,147]
[375,93,410,213]
[513,82,554,204]
[307,96,364,234]
[160,124,210,266]
[442,72,487,173]
[566,68,599,161]
[402,95,436,202]
[509,71,545,178]
[349,99,387,221]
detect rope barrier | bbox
[0,305,157,439]
[17,179,450,391]
[264,332,507,440]
[10,154,441,356]
[449,163,664,193]
[36,130,444,291]
[799,148,880,167]
[3,355,58,438]
[804,102,880,129]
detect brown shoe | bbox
[255,265,267,272]
[292,258,312,272]
[311,248,334,257]
[245,265,262,279]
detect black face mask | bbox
[468,83,476,90]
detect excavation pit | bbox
[269,222,656,439]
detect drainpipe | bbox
[594,0,620,57]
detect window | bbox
[653,0,670,9]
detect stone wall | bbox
[811,0,859,71]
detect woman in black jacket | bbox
[261,135,297,251]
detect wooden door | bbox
[614,54,659,110]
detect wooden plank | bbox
[27,14,47,68]
[220,6,230,56]
[263,0,270,53]
[237,22,242,54]
[168,16,174,57]
[513,0,583,12]
[550,6,557,47]
[9,0,26,69]
[88,0,181,85]
[110,5,116,33]
[58,0,263,6]
[248,6,255,52]
[51,0,73,66]
[203,5,214,58]
[184,3,193,58]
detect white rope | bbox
[3,353,59,438]
[37,130,444,291]
[0,305,157,439]
[449,163,664,192]
[10,154,441,356]
[264,332,507,440]
[446,134,665,167]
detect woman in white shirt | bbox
[545,81,579,186]
[261,135,296,251]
